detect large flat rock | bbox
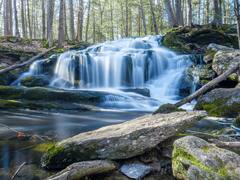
[41,111,206,170]
[172,136,240,180]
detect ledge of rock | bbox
[195,88,240,117]
[47,160,116,180]
[41,111,206,170]
[172,136,240,180]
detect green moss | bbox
[201,146,211,153]
[173,147,232,179]
[42,144,65,165]
[0,99,22,108]
[153,103,184,114]
[33,142,56,153]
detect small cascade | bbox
[19,36,199,111]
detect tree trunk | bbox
[175,0,183,26]
[149,0,159,34]
[110,1,114,40]
[125,0,128,37]
[63,1,69,41]
[42,0,46,39]
[47,0,55,47]
[212,0,222,25]
[27,0,32,40]
[139,0,147,35]
[164,0,176,27]
[3,0,12,36]
[58,0,65,48]
[188,0,192,26]
[21,0,26,38]
[76,0,84,42]
[234,0,240,49]
[13,0,20,37]
[85,0,91,42]
[68,0,75,41]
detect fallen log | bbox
[0,46,56,75]
[154,60,240,114]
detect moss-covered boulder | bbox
[162,26,238,53]
[212,50,240,83]
[172,136,240,180]
[187,64,216,86]
[20,75,50,87]
[0,86,103,104]
[41,111,205,170]
[195,88,240,117]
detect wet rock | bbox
[212,50,240,83]
[41,111,206,169]
[187,65,216,85]
[233,115,240,128]
[207,43,235,52]
[20,75,50,87]
[172,136,240,180]
[153,103,183,114]
[195,88,240,117]
[120,163,152,179]
[120,88,150,97]
[47,160,116,180]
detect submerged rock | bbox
[41,111,206,170]
[47,160,116,180]
[195,88,240,117]
[120,163,152,179]
[172,136,240,180]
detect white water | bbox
[20,36,197,111]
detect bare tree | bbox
[188,0,192,26]
[42,0,46,39]
[139,0,147,35]
[149,0,159,34]
[13,0,20,37]
[234,0,240,48]
[47,0,55,47]
[85,0,91,42]
[76,0,84,42]
[125,0,128,37]
[58,0,65,48]
[27,0,32,40]
[69,0,75,41]
[164,0,176,27]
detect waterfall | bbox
[19,36,197,111]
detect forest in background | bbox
[0,0,239,47]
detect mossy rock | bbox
[20,75,50,87]
[195,88,240,117]
[162,26,238,53]
[153,103,184,114]
[173,136,240,180]
[233,115,240,128]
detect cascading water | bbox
[17,36,198,111]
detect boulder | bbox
[47,160,116,180]
[207,43,235,52]
[120,163,152,179]
[120,88,150,97]
[187,65,216,86]
[172,136,240,180]
[212,50,240,82]
[162,27,238,53]
[20,75,50,87]
[195,88,240,117]
[41,111,206,169]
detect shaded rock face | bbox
[47,160,116,180]
[212,51,240,83]
[41,111,206,170]
[172,136,240,180]
[162,26,238,53]
[187,64,216,86]
[195,88,240,117]
[20,75,50,87]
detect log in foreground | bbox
[41,111,206,170]
[154,61,240,114]
[0,47,56,75]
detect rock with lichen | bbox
[172,136,240,180]
[195,88,240,117]
[41,111,206,170]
